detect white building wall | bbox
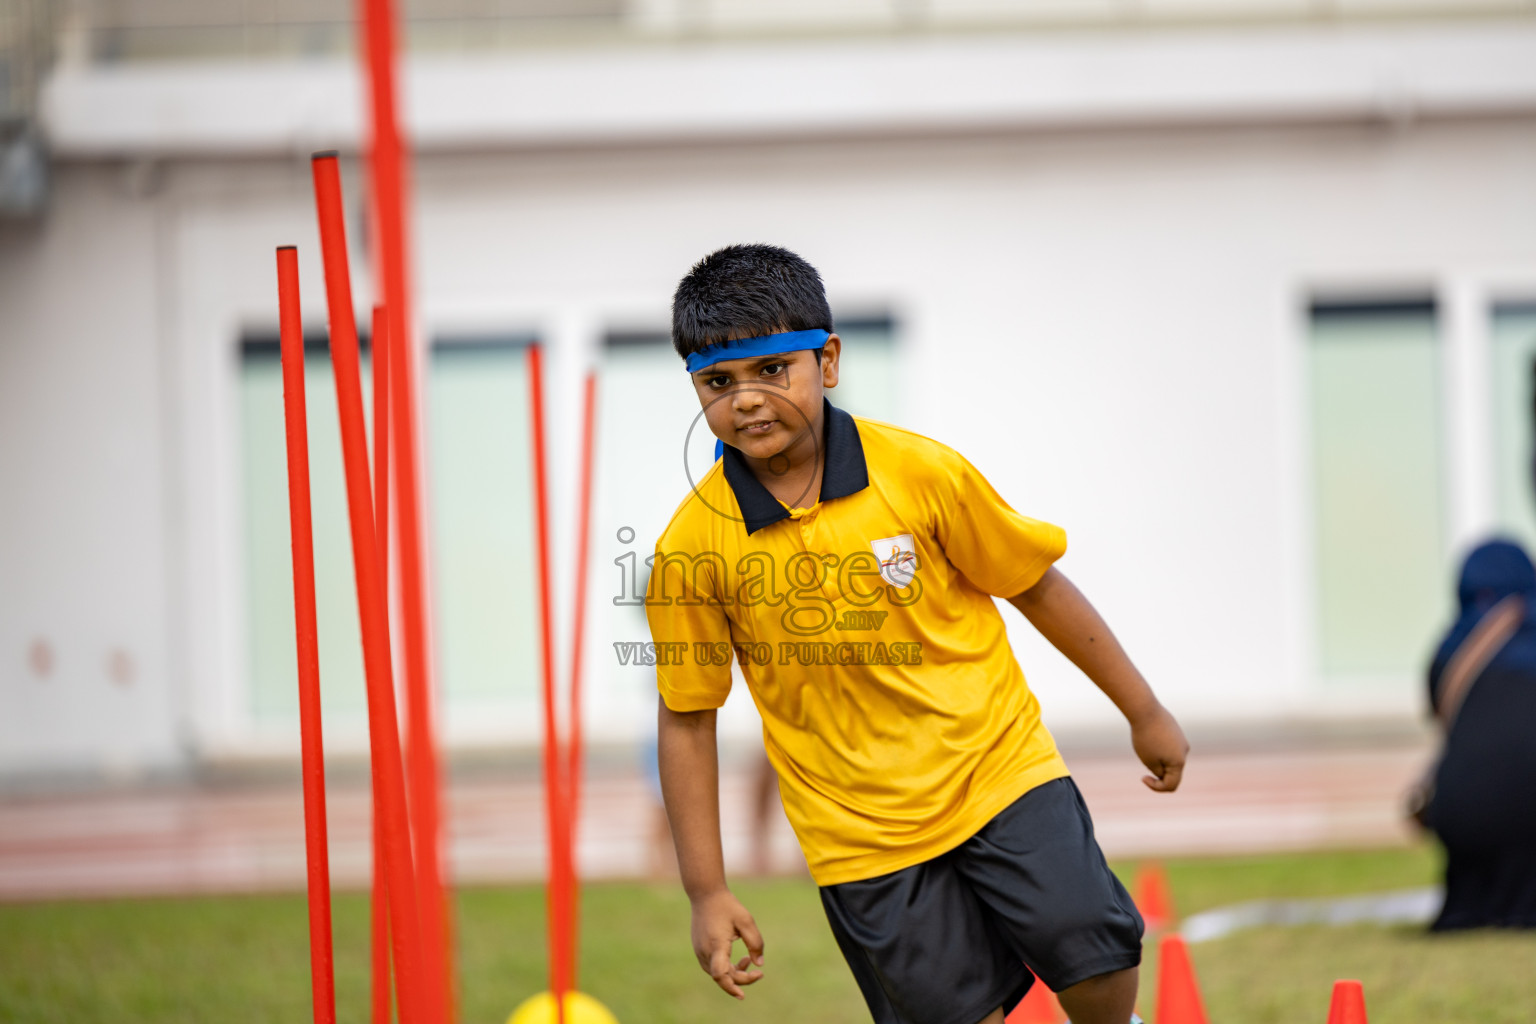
[5,20,1536,776]
[0,165,180,780]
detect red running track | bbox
[0,738,1431,903]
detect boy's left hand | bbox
[1129,703,1188,793]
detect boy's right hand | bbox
[690,888,766,1000]
[1130,701,1189,793]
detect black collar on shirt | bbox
[721,399,870,536]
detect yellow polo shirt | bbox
[646,401,1069,886]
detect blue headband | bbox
[684,329,830,374]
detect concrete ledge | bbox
[41,17,1536,157]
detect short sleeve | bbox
[646,546,734,711]
[935,453,1067,598]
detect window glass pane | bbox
[829,319,900,422]
[1491,304,1536,551]
[597,335,704,741]
[595,320,899,737]
[241,334,539,738]
[597,321,899,563]
[1308,302,1448,677]
[428,339,538,718]
[240,339,369,728]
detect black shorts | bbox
[819,777,1143,1024]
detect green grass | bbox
[1127,846,1536,1023]
[2,845,1534,1023]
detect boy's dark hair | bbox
[671,243,833,361]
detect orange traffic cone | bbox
[1154,934,1209,1024]
[1005,970,1065,1024]
[1134,862,1175,931]
[1325,980,1368,1024]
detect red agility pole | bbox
[369,304,393,1024]
[276,245,338,1024]
[311,150,431,1024]
[372,305,390,650]
[526,343,571,1024]
[565,371,598,976]
[356,1,453,1014]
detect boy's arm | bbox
[657,698,766,999]
[1008,567,1189,793]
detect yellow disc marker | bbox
[507,990,619,1024]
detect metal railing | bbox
[54,0,623,63]
[36,0,1536,66]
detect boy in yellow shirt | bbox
[647,244,1189,1024]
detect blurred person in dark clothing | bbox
[1423,538,1536,930]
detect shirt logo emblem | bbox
[871,534,919,589]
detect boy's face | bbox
[689,334,842,463]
